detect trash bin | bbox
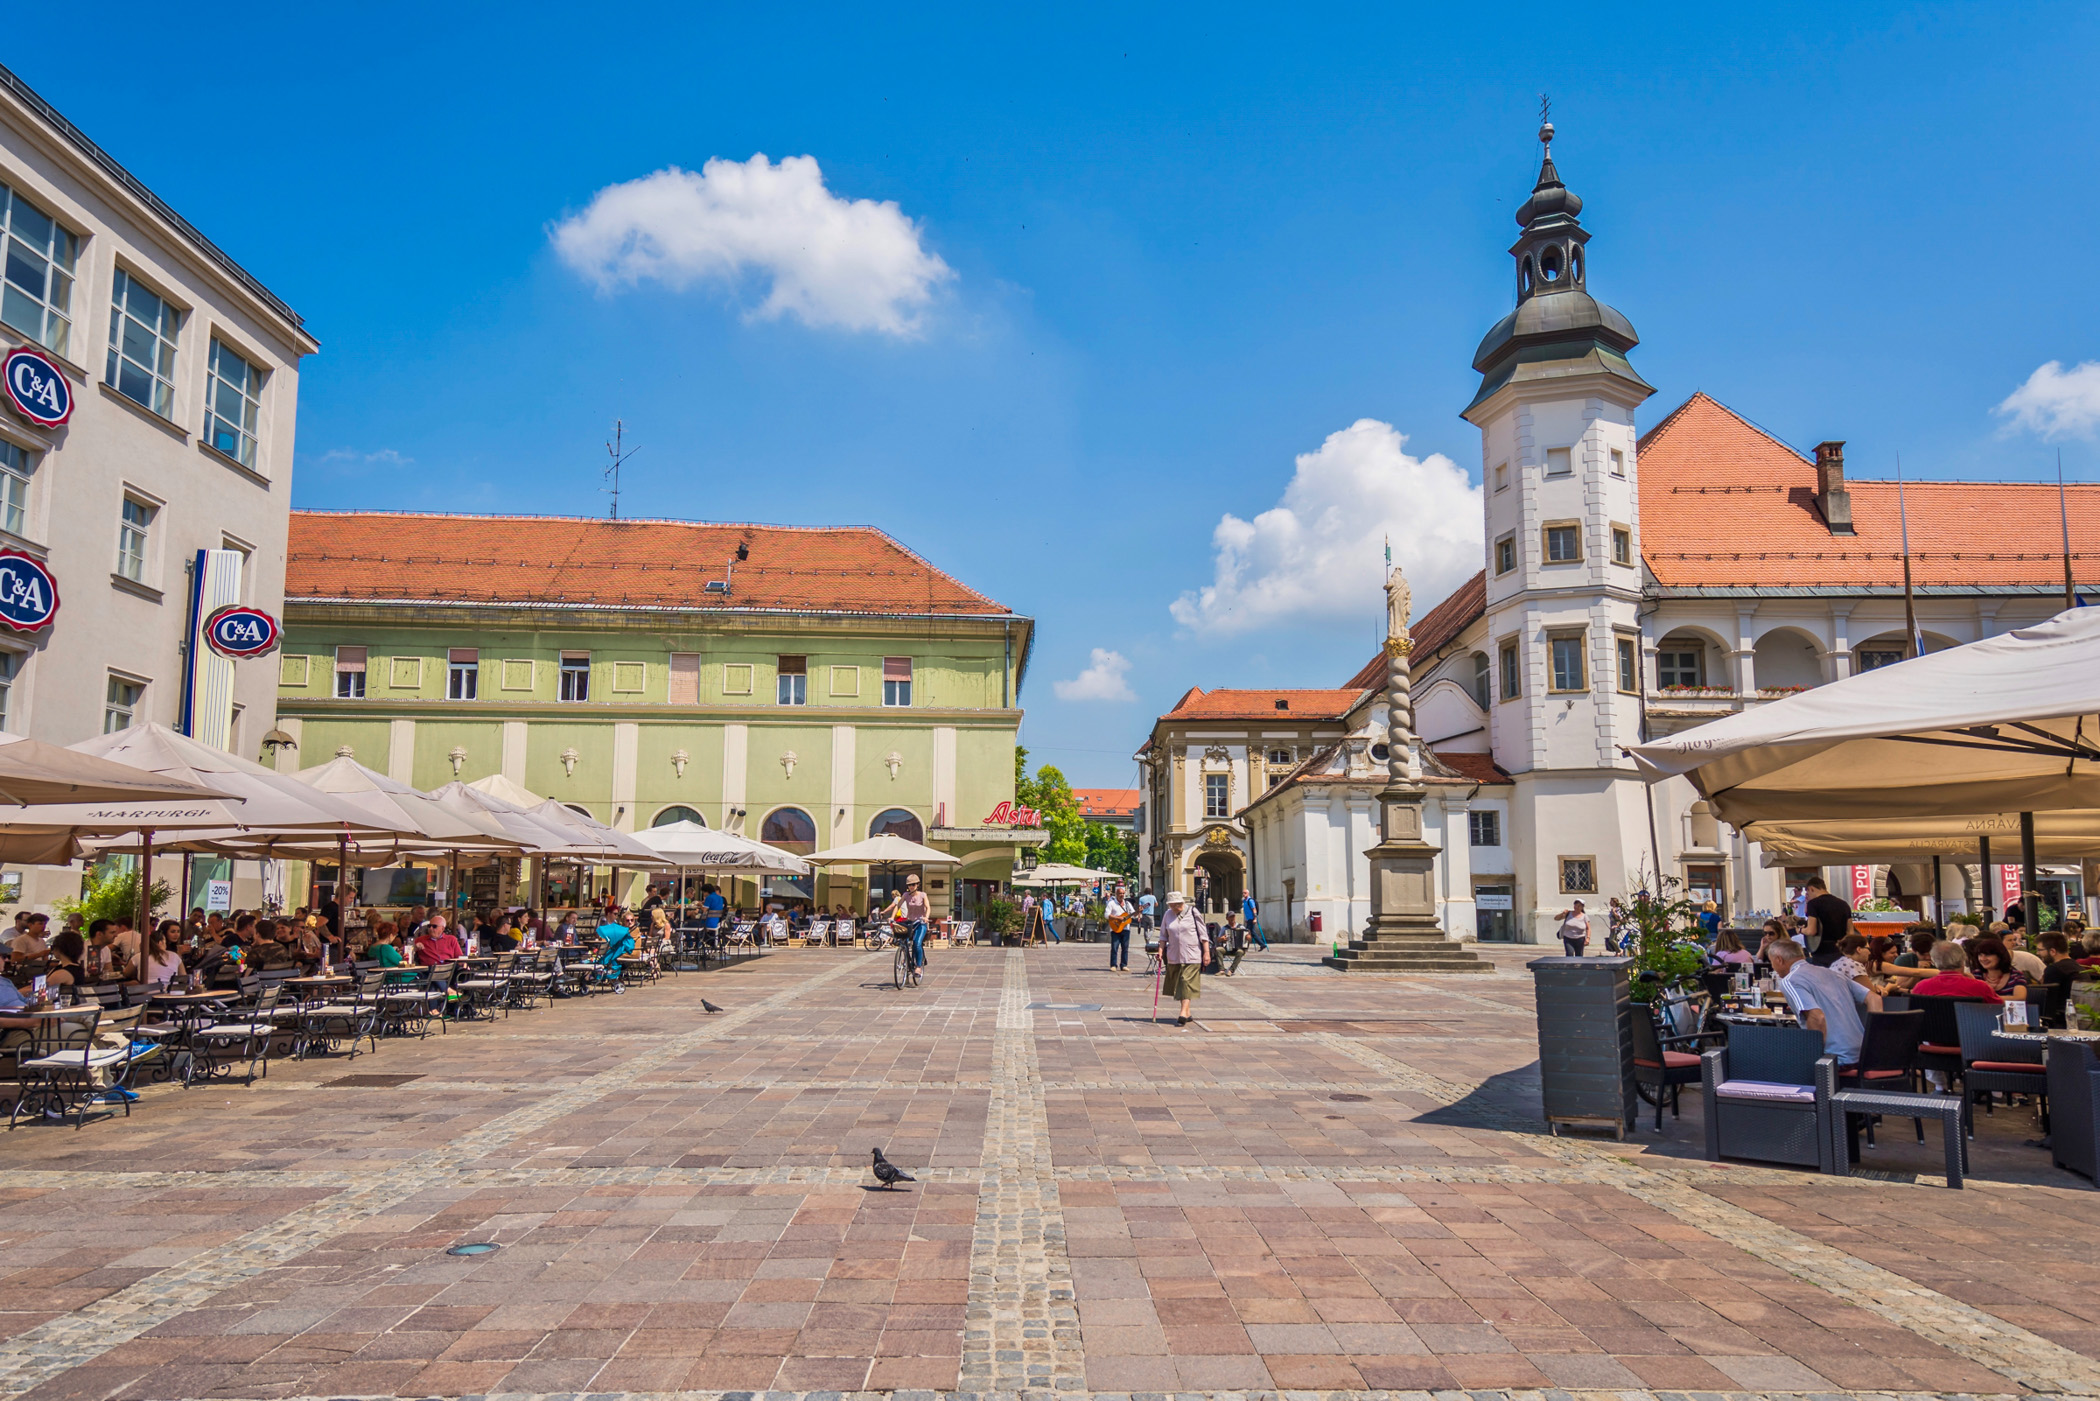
[1308,912,1323,933]
[1528,955,1636,1140]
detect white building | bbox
[0,64,316,909]
[1180,120,2099,944]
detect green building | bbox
[273,510,1037,918]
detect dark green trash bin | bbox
[1529,955,1636,1139]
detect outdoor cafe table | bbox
[285,975,351,996]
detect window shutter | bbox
[777,655,806,676]
[882,656,912,681]
[667,652,699,704]
[560,650,590,662]
[449,648,478,665]
[336,646,366,673]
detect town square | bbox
[0,6,2097,1401]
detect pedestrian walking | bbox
[1554,899,1590,957]
[1157,891,1209,1027]
[1104,886,1132,971]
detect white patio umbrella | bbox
[1630,608,2100,824]
[1747,810,2100,866]
[1013,861,1120,886]
[630,820,811,873]
[1633,607,2100,920]
[0,731,228,808]
[806,833,962,867]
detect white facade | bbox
[0,66,315,910]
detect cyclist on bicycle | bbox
[894,874,930,974]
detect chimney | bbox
[1813,440,1854,535]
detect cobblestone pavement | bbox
[0,942,2097,1401]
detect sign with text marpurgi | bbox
[1,348,71,427]
[203,604,280,658]
[0,549,58,632]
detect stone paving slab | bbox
[0,945,2094,1401]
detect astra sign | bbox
[2,348,71,427]
[982,801,1042,827]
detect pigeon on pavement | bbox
[870,1147,915,1189]
[701,999,724,1014]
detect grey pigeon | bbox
[701,999,724,1014]
[870,1147,915,1189]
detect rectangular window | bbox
[1267,747,1293,766]
[1204,772,1230,819]
[1657,647,1704,688]
[0,439,31,537]
[1493,461,1508,492]
[667,652,699,704]
[206,338,264,469]
[116,496,154,582]
[1560,856,1598,894]
[106,269,181,418]
[0,649,19,731]
[882,655,913,706]
[776,654,806,706]
[1616,635,1639,694]
[1546,446,1572,477]
[559,652,590,702]
[1610,448,1625,477]
[1543,523,1581,563]
[1858,648,1906,672]
[447,648,478,700]
[1469,809,1500,847]
[105,674,143,732]
[1499,640,1520,701]
[1610,525,1632,566]
[333,645,366,699]
[1494,533,1516,575]
[0,183,76,356]
[1550,631,1587,692]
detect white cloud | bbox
[314,447,411,472]
[1170,419,1482,636]
[551,155,952,336]
[1054,648,1136,703]
[1996,360,2100,439]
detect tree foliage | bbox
[56,863,171,927]
[1082,822,1137,878]
[1014,746,1086,864]
[1620,867,1707,1004]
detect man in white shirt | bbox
[1103,888,1132,971]
[1138,890,1157,930]
[2004,928,2048,981]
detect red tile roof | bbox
[1161,688,1366,722]
[286,511,1013,617]
[1432,750,1513,785]
[1073,788,1139,818]
[1638,393,2100,590]
[1343,570,1488,689]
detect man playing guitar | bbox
[1104,886,1133,972]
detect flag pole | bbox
[1896,453,1921,657]
[2061,448,2077,611]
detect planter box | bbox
[1528,956,1636,1139]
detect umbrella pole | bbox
[2021,811,2040,937]
[1979,836,1993,922]
[1931,855,1943,928]
[138,829,155,967]
[337,833,349,962]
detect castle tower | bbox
[1461,119,1656,939]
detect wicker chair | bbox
[2046,1039,2100,1182]
[1700,1021,1837,1172]
[1629,1004,1703,1131]
[1954,1001,2047,1133]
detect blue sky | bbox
[24,3,2100,786]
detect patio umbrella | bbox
[0,731,229,807]
[286,757,529,913]
[1746,810,2100,866]
[1629,608,2100,824]
[630,820,811,874]
[806,833,961,867]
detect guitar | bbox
[1107,911,1133,934]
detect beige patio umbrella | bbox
[0,731,228,807]
[1748,811,2100,866]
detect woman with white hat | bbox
[1157,891,1209,1027]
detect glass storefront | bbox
[1475,883,1515,941]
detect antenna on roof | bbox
[1896,452,1922,658]
[603,420,640,520]
[2061,448,2077,611]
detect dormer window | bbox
[1273,698,1288,711]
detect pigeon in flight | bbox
[701,999,724,1014]
[870,1147,915,1189]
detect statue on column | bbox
[1384,565,1414,783]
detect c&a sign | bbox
[203,605,280,658]
[2,348,71,427]
[0,549,58,632]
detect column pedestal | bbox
[1325,783,1491,974]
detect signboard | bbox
[205,879,232,912]
[0,549,58,632]
[1849,865,1873,906]
[1999,864,2022,911]
[1474,891,1513,911]
[983,801,1042,827]
[203,604,280,658]
[1,347,70,427]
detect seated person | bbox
[414,916,464,965]
[1709,929,1754,966]
[1769,936,1877,1067]
[44,929,87,988]
[1969,935,2031,1001]
[1905,940,2004,1002]
[10,912,48,960]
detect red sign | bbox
[983,801,1042,828]
[1999,865,2022,911]
[1849,865,1873,905]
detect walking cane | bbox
[1152,957,1162,1023]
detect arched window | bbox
[1540,245,1564,282]
[868,808,924,842]
[1571,246,1583,283]
[761,806,817,853]
[562,803,594,819]
[652,805,706,828]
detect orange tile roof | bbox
[1638,393,2100,590]
[1433,750,1513,785]
[1161,687,1366,722]
[1343,570,1488,689]
[1073,788,1139,817]
[287,511,1013,617]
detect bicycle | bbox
[885,920,923,990]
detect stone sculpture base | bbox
[1324,783,1492,975]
